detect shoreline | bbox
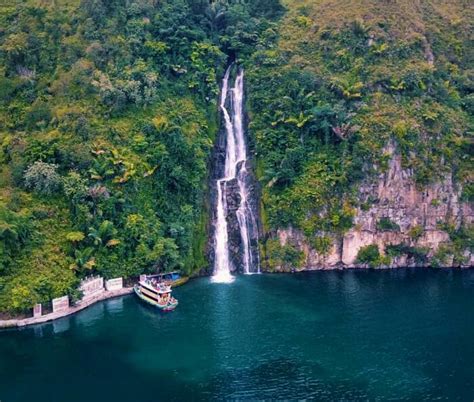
[0,287,134,329]
[1,268,470,329]
[0,276,190,329]
[260,263,473,273]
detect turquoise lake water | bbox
[1,269,473,401]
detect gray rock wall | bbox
[273,144,473,270]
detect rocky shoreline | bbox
[261,263,473,273]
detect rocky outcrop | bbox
[274,144,473,270]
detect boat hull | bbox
[133,285,178,311]
[171,276,189,288]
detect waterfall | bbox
[212,66,260,283]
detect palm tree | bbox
[308,104,336,144]
[88,159,114,181]
[88,220,118,247]
[71,247,95,271]
[330,77,363,99]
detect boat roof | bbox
[139,280,172,294]
[147,271,181,278]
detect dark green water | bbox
[1,269,473,401]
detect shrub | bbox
[311,235,332,255]
[377,217,400,231]
[0,206,33,272]
[461,183,474,202]
[265,238,305,271]
[385,243,428,264]
[66,231,85,243]
[433,225,473,266]
[24,162,61,195]
[25,102,52,130]
[356,244,380,266]
[351,19,368,37]
[408,225,423,240]
[62,171,88,201]
[431,244,453,268]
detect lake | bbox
[1,269,473,401]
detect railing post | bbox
[33,303,42,318]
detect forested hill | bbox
[246,0,472,270]
[0,0,472,313]
[0,0,282,312]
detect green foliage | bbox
[310,236,333,255]
[434,223,474,266]
[356,244,390,268]
[0,0,471,312]
[66,231,85,243]
[71,247,96,271]
[0,239,78,313]
[438,222,473,250]
[356,244,380,266]
[265,238,305,271]
[376,217,400,232]
[0,205,33,273]
[351,19,368,37]
[247,0,472,242]
[23,162,61,195]
[461,183,474,202]
[408,225,424,240]
[0,0,285,312]
[431,245,454,268]
[86,220,119,249]
[385,243,429,264]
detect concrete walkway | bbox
[0,287,134,329]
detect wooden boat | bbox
[134,278,178,311]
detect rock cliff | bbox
[273,144,473,270]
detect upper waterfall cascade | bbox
[212,66,260,283]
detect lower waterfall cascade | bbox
[212,66,260,282]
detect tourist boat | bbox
[133,278,179,311]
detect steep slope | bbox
[0,0,281,313]
[0,0,472,313]
[0,0,221,312]
[245,0,473,270]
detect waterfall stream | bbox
[212,66,259,282]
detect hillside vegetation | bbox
[0,0,472,312]
[245,0,473,268]
[0,0,281,312]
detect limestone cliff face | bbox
[273,145,473,270]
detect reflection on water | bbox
[105,296,124,314]
[0,268,473,402]
[52,317,70,334]
[33,324,43,338]
[75,301,105,328]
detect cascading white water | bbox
[212,66,259,283]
